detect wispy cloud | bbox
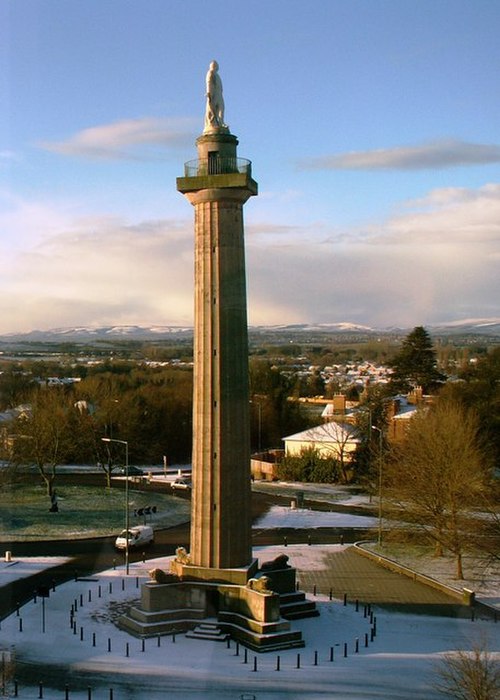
[300,139,500,171]
[1,182,499,333]
[38,117,197,161]
[246,182,500,326]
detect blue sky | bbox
[1,0,500,333]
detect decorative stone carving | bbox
[148,568,177,584]
[260,554,290,571]
[175,546,191,564]
[247,576,273,595]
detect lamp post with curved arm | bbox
[102,437,130,574]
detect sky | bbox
[2,0,500,334]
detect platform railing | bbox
[184,157,252,177]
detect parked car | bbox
[115,525,154,550]
[171,477,192,491]
[114,465,144,477]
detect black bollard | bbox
[121,578,125,591]
[93,632,96,647]
[226,637,231,649]
[343,593,347,606]
[355,599,359,612]
[284,536,287,547]
[296,652,301,669]
[38,681,43,699]
[365,632,369,647]
[80,594,83,607]
[88,687,92,700]
[108,638,112,653]
[313,584,317,596]
[157,634,161,647]
[355,637,359,654]
[136,576,139,589]
[88,590,92,603]
[329,646,334,662]
[172,632,176,643]
[142,551,146,563]
[370,627,375,642]
[13,679,18,697]
[243,648,248,664]
[235,642,240,656]
[343,642,347,658]
[109,582,113,594]
[307,534,311,546]
[109,689,113,700]
[329,588,332,601]
[252,656,257,672]
[276,655,280,671]
[113,559,116,570]
[19,618,22,633]
[64,685,69,700]
[314,650,318,666]
[98,585,102,598]
[80,626,84,642]
[126,642,129,658]
[141,638,145,652]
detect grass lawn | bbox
[0,482,190,540]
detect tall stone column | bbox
[177,129,258,571]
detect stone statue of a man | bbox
[204,60,226,131]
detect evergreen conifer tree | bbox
[389,326,444,393]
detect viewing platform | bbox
[177,156,257,195]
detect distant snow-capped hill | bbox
[1,319,500,342]
[0,325,194,341]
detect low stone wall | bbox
[251,458,279,481]
[353,542,475,606]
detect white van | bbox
[115,525,154,550]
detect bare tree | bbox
[311,420,361,483]
[434,640,500,700]
[388,400,491,579]
[12,389,77,506]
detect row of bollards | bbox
[7,680,117,698]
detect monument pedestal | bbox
[119,554,318,651]
[170,558,258,585]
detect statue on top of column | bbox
[204,60,227,132]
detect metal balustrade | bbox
[184,157,252,177]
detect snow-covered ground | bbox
[254,505,376,529]
[0,556,70,585]
[1,545,499,699]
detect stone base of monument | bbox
[118,554,318,652]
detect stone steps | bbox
[279,592,320,620]
[185,621,228,642]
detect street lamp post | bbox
[371,426,383,547]
[102,437,130,574]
